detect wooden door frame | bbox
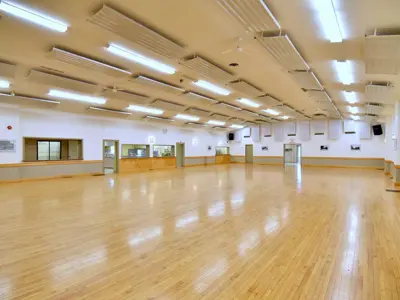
[245,144,253,164]
[283,143,302,164]
[176,142,185,168]
[103,139,120,173]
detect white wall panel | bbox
[298,121,310,141]
[311,120,326,135]
[328,120,342,140]
[359,122,372,139]
[343,120,357,133]
[262,124,272,137]
[273,123,284,142]
[285,122,296,136]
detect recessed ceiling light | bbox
[106,44,176,75]
[347,106,359,114]
[0,79,10,89]
[334,60,353,85]
[127,105,164,115]
[174,114,200,121]
[343,91,357,104]
[230,124,244,129]
[281,116,290,120]
[237,98,260,108]
[193,80,230,96]
[262,108,280,116]
[350,115,360,120]
[311,0,343,43]
[207,120,226,126]
[48,89,107,104]
[0,1,68,32]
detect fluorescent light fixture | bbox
[106,44,176,74]
[48,89,107,104]
[18,95,60,103]
[343,91,357,104]
[145,116,174,122]
[0,1,68,32]
[334,60,353,85]
[174,114,200,121]
[262,108,280,116]
[193,80,230,96]
[350,115,360,120]
[281,116,290,120]
[230,124,244,129]
[127,104,163,115]
[186,122,206,127]
[347,106,359,114]
[89,106,132,115]
[311,0,343,43]
[207,120,226,126]
[0,79,10,89]
[237,98,260,108]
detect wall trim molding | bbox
[0,160,103,168]
[0,172,104,184]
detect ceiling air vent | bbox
[307,90,332,103]
[365,82,393,103]
[103,89,149,105]
[28,70,97,93]
[48,47,132,78]
[210,113,230,121]
[181,92,218,105]
[228,80,263,97]
[289,70,323,90]
[150,99,185,112]
[257,94,281,107]
[258,34,309,71]
[365,34,400,75]
[89,5,186,59]
[182,55,235,83]
[215,0,280,33]
[366,103,384,115]
[186,107,211,117]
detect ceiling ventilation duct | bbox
[215,102,242,111]
[48,47,132,78]
[366,103,384,115]
[289,70,323,90]
[210,113,230,121]
[181,92,218,105]
[131,76,184,95]
[186,107,211,117]
[365,82,393,103]
[257,94,281,107]
[28,70,97,93]
[103,89,149,105]
[215,0,280,33]
[258,34,309,71]
[228,80,263,97]
[365,34,400,75]
[182,56,235,83]
[89,5,186,59]
[307,90,332,103]
[150,99,185,112]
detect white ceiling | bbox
[0,0,399,127]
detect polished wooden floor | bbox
[0,164,399,299]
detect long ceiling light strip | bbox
[237,98,260,108]
[334,60,353,85]
[311,0,343,43]
[193,80,230,96]
[49,47,132,78]
[230,124,244,129]
[89,106,132,115]
[0,0,68,32]
[145,116,174,122]
[48,89,107,104]
[215,0,280,32]
[127,105,163,115]
[106,44,176,75]
[174,114,200,121]
[262,108,280,116]
[89,5,186,59]
[207,120,225,126]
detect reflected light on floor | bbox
[175,212,199,228]
[238,230,260,257]
[194,258,227,293]
[129,226,162,246]
[208,201,225,217]
[0,278,11,299]
[264,216,280,235]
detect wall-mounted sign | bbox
[320,145,328,151]
[208,146,212,151]
[351,144,361,151]
[262,146,268,151]
[0,140,16,152]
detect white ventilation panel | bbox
[364,114,379,123]
[181,92,218,105]
[298,121,310,141]
[215,0,280,33]
[359,122,372,139]
[228,80,263,97]
[307,90,332,103]
[257,94,281,107]
[365,35,400,58]
[150,99,185,112]
[328,120,342,140]
[48,47,132,78]
[311,120,326,134]
[365,59,400,75]
[89,5,186,59]
[273,123,284,141]
[258,34,309,71]
[289,71,323,90]
[182,56,235,82]
[186,107,210,117]
[131,76,184,95]
[28,70,97,93]
[366,103,384,115]
[365,83,393,103]
[211,113,230,121]
[103,89,149,105]
[0,61,17,78]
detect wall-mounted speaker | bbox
[372,124,383,136]
[228,132,235,141]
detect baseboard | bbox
[0,172,104,184]
[302,164,381,170]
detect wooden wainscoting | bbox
[215,155,230,164]
[120,157,176,173]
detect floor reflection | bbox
[194,258,227,293]
[129,226,163,246]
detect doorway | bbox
[176,142,185,168]
[103,140,119,174]
[284,144,301,164]
[245,144,253,164]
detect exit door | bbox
[245,144,253,164]
[176,143,185,168]
[284,144,301,164]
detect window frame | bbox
[36,140,62,161]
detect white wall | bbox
[0,106,227,164]
[230,121,385,158]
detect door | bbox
[245,144,253,164]
[284,144,301,164]
[103,140,119,174]
[176,143,185,168]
